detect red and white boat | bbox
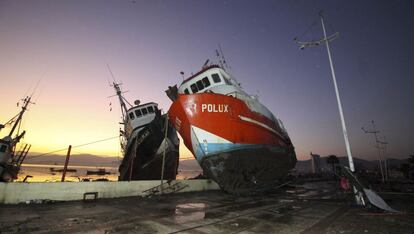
[166,64,296,194]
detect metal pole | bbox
[362,121,385,182]
[371,121,385,182]
[160,114,169,194]
[381,136,388,181]
[14,144,28,164]
[384,155,388,181]
[320,14,355,172]
[61,145,72,182]
[18,144,31,167]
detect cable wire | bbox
[295,20,318,41]
[25,136,119,160]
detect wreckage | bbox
[0,96,33,182]
[166,62,296,194]
[111,82,180,181]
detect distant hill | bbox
[295,155,409,173]
[23,153,409,173]
[24,153,203,171]
[23,153,121,167]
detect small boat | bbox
[110,82,180,181]
[166,61,297,194]
[49,168,77,173]
[0,96,33,182]
[86,168,110,175]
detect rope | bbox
[25,136,119,160]
[295,11,337,43]
[180,156,195,160]
[295,20,318,41]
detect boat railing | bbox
[277,118,289,136]
[227,91,267,117]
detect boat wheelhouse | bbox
[0,138,12,179]
[124,102,159,140]
[0,139,11,162]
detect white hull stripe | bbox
[238,115,285,140]
[191,125,232,160]
[192,125,231,144]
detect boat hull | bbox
[0,163,18,182]
[118,114,180,181]
[168,93,296,194]
[201,145,296,194]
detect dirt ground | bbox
[1,181,414,233]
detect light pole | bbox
[296,12,355,172]
[377,136,389,181]
[362,120,385,183]
[296,12,366,205]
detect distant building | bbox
[310,152,321,174]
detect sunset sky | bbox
[0,0,413,161]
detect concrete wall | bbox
[0,179,220,204]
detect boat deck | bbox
[1,181,414,233]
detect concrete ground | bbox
[1,181,414,234]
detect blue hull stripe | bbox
[194,142,260,162]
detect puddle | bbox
[174,203,206,224]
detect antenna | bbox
[218,44,231,70]
[107,64,116,82]
[202,59,210,68]
[30,79,41,97]
[106,65,133,120]
[361,120,385,182]
[14,80,41,139]
[8,95,35,138]
[215,49,223,68]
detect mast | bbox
[107,64,132,121]
[111,82,129,121]
[8,96,33,138]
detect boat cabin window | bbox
[129,112,135,120]
[190,83,198,93]
[196,80,204,90]
[224,77,232,85]
[142,108,148,115]
[212,73,221,83]
[148,106,154,113]
[189,77,212,94]
[135,109,142,117]
[0,144,7,153]
[202,77,210,87]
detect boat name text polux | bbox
[201,104,229,113]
